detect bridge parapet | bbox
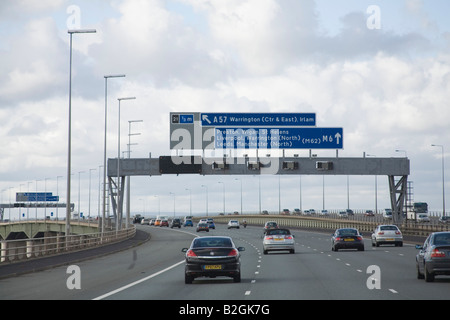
[0,220,100,240]
[0,221,135,264]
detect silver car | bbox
[263,228,295,254]
[416,232,450,282]
[371,225,403,247]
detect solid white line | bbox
[92,260,185,300]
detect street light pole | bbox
[235,178,242,214]
[218,182,225,215]
[201,185,208,216]
[432,144,446,216]
[66,29,96,237]
[103,74,125,235]
[116,97,136,230]
[126,120,143,228]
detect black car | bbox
[416,232,450,282]
[170,218,181,228]
[331,228,364,251]
[182,236,245,284]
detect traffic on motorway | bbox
[1,214,449,301]
[136,214,450,287]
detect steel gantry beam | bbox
[107,155,410,228]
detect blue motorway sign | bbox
[16,192,59,202]
[201,113,316,127]
[215,127,343,149]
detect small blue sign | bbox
[201,113,316,127]
[215,127,343,149]
[180,114,194,124]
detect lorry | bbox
[407,202,429,221]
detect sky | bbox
[1,0,450,219]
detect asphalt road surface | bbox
[1,223,449,301]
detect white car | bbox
[417,214,431,223]
[263,228,295,254]
[338,211,348,218]
[371,225,403,247]
[227,220,240,229]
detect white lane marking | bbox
[245,291,251,295]
[389,289,398,294]
[92,260,185,300]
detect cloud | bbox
[0,17,67,106]
[1,0,450,214]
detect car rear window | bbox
[192,238,232,248]
[337,229,358,236]
[266,229,290,235]
[434,233,450,245]
[380,226,398,231]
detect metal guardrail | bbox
[0,226,136,264]
[207,214,450,237]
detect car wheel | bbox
[263,250,268,255]
[424,264,435,282]
[233,272,241,283]
[185,274,194,284]
[416,263,424,279]
[290,249,295,254]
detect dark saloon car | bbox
[416,232,450,282]
[182,236,245,284]
[196,222,209,232]
[331,228,364,251]
[170,218,181,228]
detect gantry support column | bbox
[389,175,407,225]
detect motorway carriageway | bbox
[0,223,449,300]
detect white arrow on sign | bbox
[334,132,342,144]
[202,114,211,124]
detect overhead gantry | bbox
[107,155,410,228]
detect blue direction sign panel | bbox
[201,113,316,127]
[16,192,59,202]
[215,127,343,149]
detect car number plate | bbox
[204,265,222,270]
[344,238,354,242]
[274,237,284,241]
[386,238,394,241]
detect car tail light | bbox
[335,237,341,241]
[228,249,239,257]
[431,248,446,258]
[357,236,363,241]
[378,232,384,235]
[186,249,197,257]
[265,236,273,240]
[395,231,401,235]
[285,235,293,240]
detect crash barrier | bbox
[205,214,449,237]
[0,225,136,263]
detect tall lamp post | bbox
[103,74,125,235]
[201,185,208,216]
[66,29,96,237]
[432,144,446,216]
[218,181,225,215]
[126,120,143,228]
[117,97,136,230]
